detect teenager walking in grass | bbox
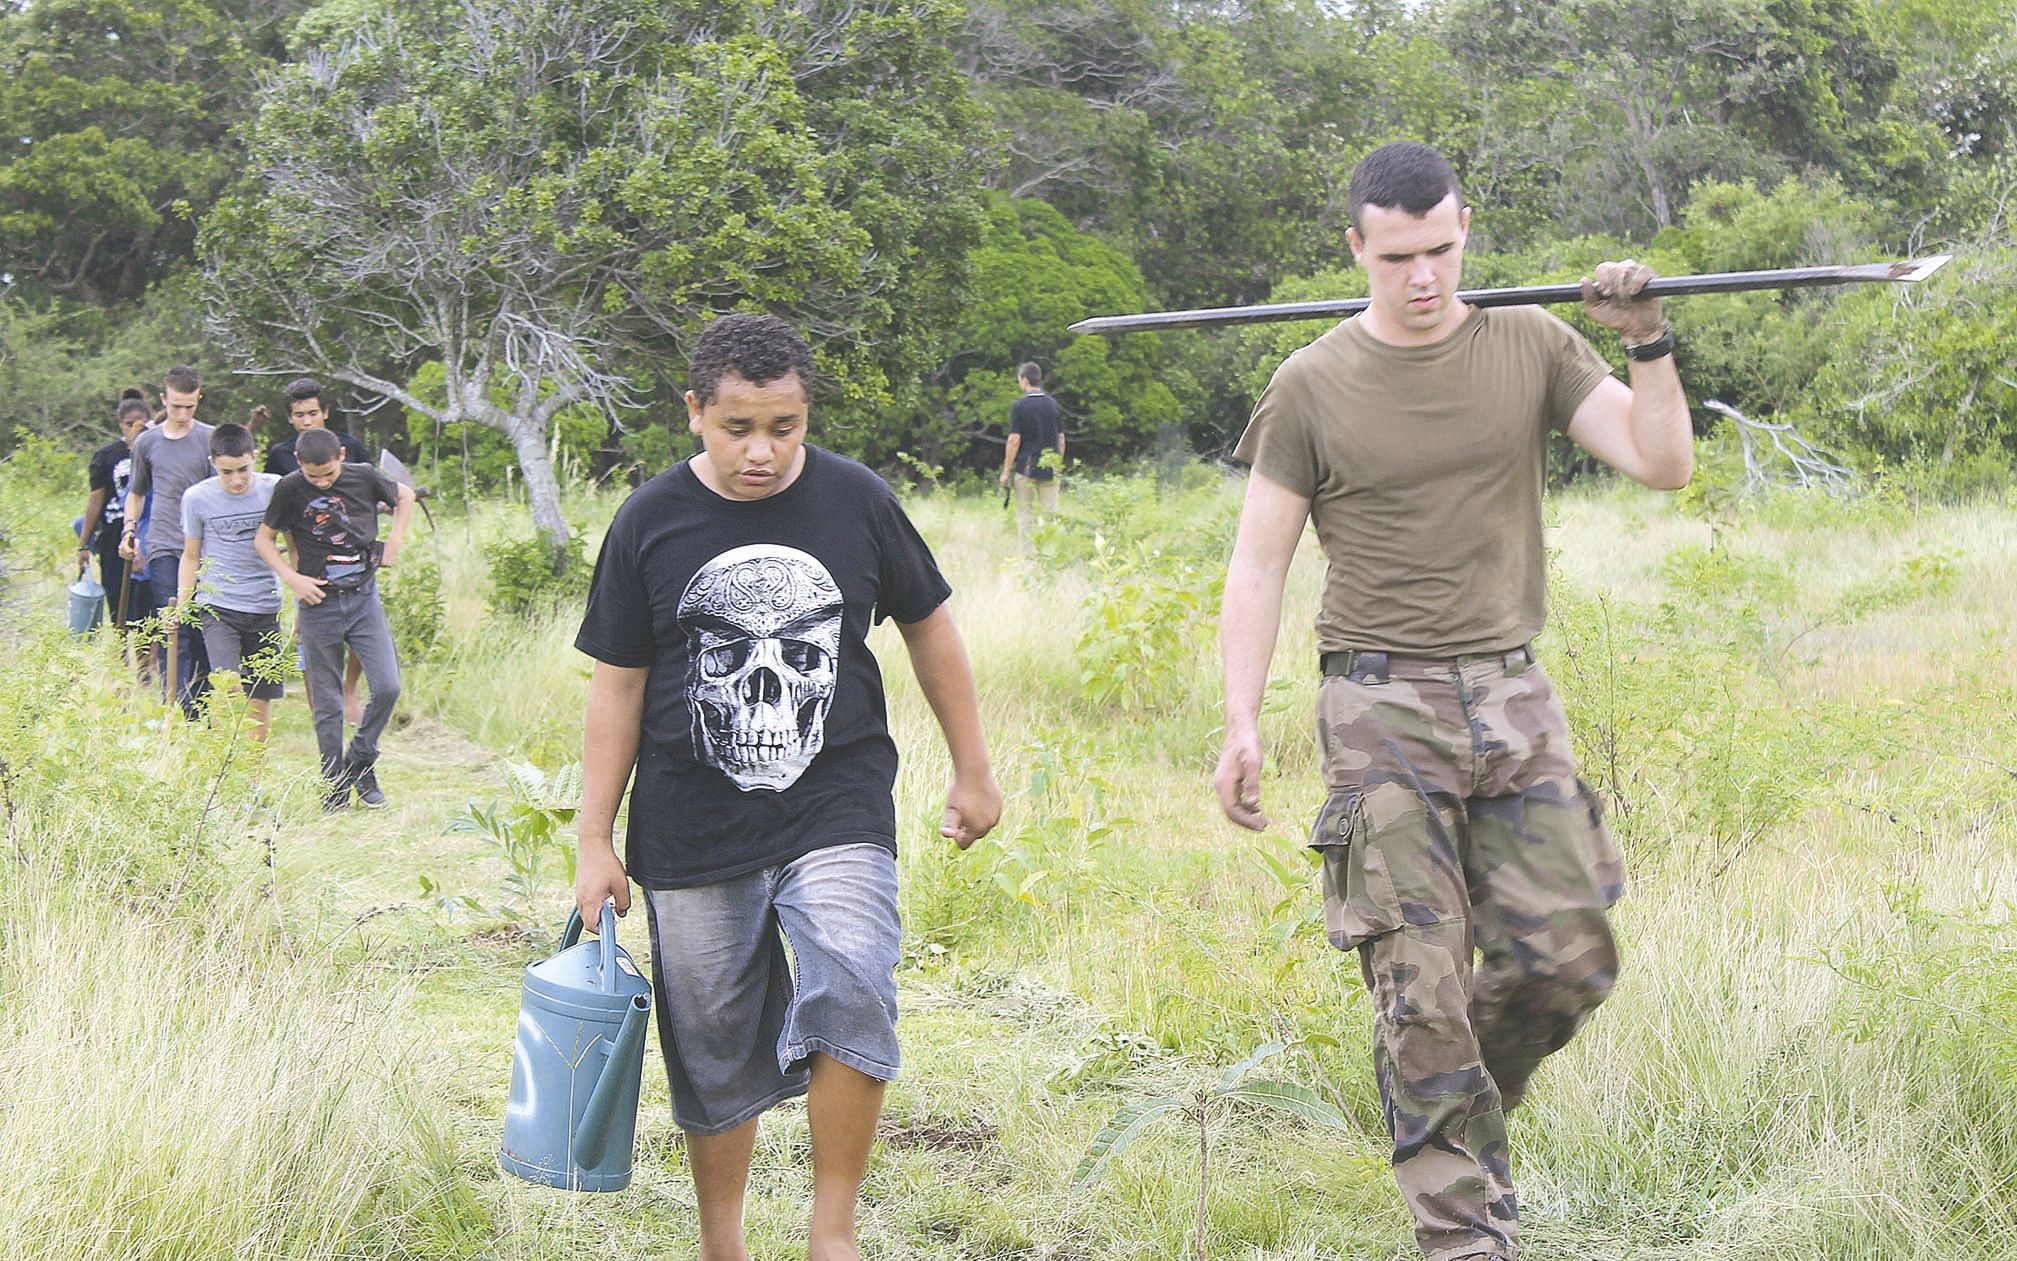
[255,426,415,811]
[120,364,217,716]
[176,424,286,743]
[1214,142,1693,1261]
[265,376,369,725]
[573,313,1002,1261]
[80,393,157,632]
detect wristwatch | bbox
[1623,324,1676,362]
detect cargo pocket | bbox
[1312,790,1405,951]
[1574,776,1627,907]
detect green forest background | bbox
[2,0,2014,515]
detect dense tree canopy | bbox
[200,0,989,553]
[0,0,2010,503]
[0,0,310,305]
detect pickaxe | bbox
[376,449,437,531]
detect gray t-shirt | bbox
[130,422,217,563]
[182,473,283,614]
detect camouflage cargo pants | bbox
[1313,647,1623,1261]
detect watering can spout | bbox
[573,993,652,1166]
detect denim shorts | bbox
[641,842,902,1136]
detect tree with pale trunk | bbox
[201,0,987,565]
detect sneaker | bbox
[355,765,387,809]
[322,784,352,813]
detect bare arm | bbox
[381,483,417,569]
[575,661,648,925]
[1214,471,1312,830]
[119,438,151,561]
[897,604,1002,848]
[999,433,1022,487]
[1566,259,1694,490]
[79,487,108,567]
[177,536,202,610]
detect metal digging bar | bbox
[1068,255,1953,336]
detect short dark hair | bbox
[116,397,151,425]
[120,385,147,402]
[284,376,328,410]
[688,314,814,407]
[1347,142,1462,230]
[1018,362,1043,388]
[296,427,343,465]
[210,423,254,459]
[163,364,202,395]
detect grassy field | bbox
[0,461,2012,1260]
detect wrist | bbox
[950,756,994,782]
[1622,323,1675,361]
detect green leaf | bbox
[1221,1081,1351,1130]
[1214,1040,1289,1093]
[1071,1097,1182,1189]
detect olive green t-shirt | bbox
[1234,305,1611,657]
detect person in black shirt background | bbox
[256,427,415,811]
[79,393,156,630]
[574,313,1001,1261]
[265,376,369,721]
[997,361,1065,547]
[264,376,370,477]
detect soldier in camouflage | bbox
[1214,142,1693,1260]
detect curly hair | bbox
[687,314,815,407]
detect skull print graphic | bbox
[677,544,844,791]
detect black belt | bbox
[1320,643,1534,682]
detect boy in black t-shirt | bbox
[573,314,1001,1261]
[997,361,1066,547]
[79,394,156,629]
[256,427,416,811]
[263,375,372,476]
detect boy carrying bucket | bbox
[572,313,1001,1260]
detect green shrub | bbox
[484,531,590,615]
[381,553,445,661]
[1074,537,1222,712]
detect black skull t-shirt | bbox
[574,445,952,888]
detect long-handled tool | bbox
[1068,255,1954,336]
[165,603,180,715]
[377,449,438,530]
[115,557,135,672]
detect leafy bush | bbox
[380,553,445,662]
[1074,538,1222,712]
[437,761,581,932]
[484,531,590,615]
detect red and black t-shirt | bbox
[263,464,400,591]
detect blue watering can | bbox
[66,569,104,636]
[499,902,653,1191]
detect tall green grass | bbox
[0,626,487,1260]
[2,450,2013,1258]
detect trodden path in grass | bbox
[250,699,1416,1261]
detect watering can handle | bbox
[558,901,622,994]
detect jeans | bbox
[149,564,210,718]
[295,583,402,782]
